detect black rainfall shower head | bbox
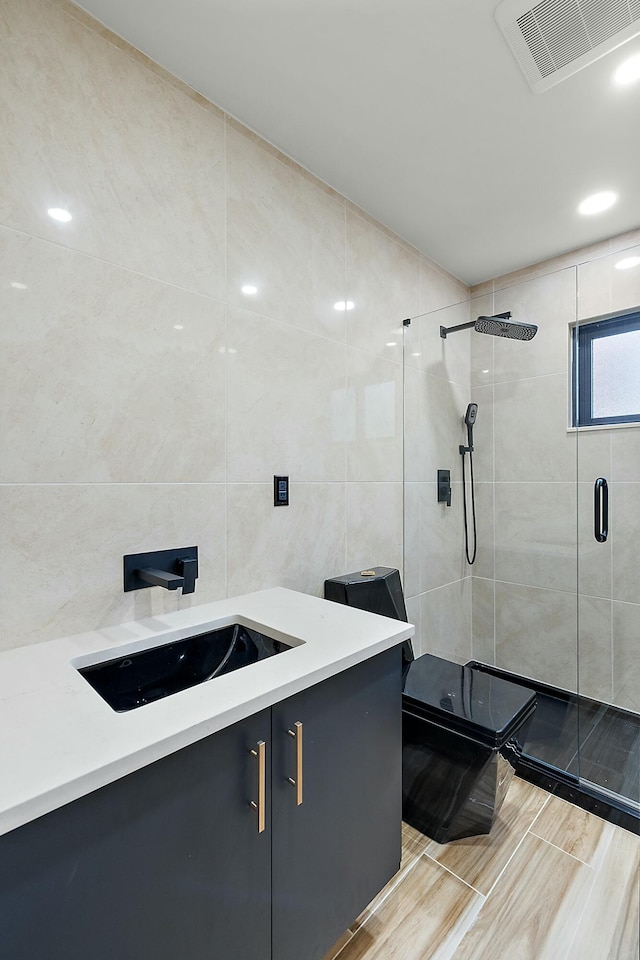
[440,310,537,341]
[475,314,538,341]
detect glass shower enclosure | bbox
[402,241,640,823]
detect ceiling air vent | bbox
[496,0,640,92]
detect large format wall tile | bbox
[471,482,495,581]
[494,375,576,483]
[611,482,640,603]
[576,427,611,482]
[419,578,472,664]
[226,308,346,483]
[346,482,403,575]
[227,482,346,598]
[403,366,469,483]
[226,124,346,341]
[403,482,422,598]
[346,348,403,482]
[0,482,227,649]
[612,599,640,713]
[577,243,640,321]
[404,299,471,388]
[345,210,420,360]
[404,481,468,594]
[611,425,640,481]
[495,581,577,691]
[469,292,495,388]
[419,258,468,315]
[577,595,612,704]
[402,367,424,483]
[0,11,226,297]
[472,576,495,665]
[0,0,64,37]
[404,594,421,653]
[492,266,576,382]
[494,482,577,593]
[0,228,227,483]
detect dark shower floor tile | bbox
[522,717,578,775]
[578,709,640,804]
[468,661,640,809]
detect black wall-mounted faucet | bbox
[124,547,199,595]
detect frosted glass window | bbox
[573,311,640,427]
[592,330,640,418]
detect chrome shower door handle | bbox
[594,478,608,543]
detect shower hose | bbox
[461,447,477,565]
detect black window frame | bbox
[572,309,640,427]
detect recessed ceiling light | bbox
[47,207,72,222]
[386,341,397,347]
[614,256,640,270]
[11,281,28,290]
[334,300,354,312]
[613,53,640,86]
[411,351,421,357]
[241,284,258,295]
[173,323,184,330]
[482,368,490,374]
[577,191,617,216]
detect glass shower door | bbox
[403,269,582,781]
[575,243,640,812]
[473,266,581,782]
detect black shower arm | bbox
[440,312,511,339]
[440,320,475,339]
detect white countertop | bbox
[0,588,413,838]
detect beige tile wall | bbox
[0,0,467,649]
[468,236,640,711]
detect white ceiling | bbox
[75,0,640,285]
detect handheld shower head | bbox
[464,403,478,451]
[461,403,478,565]
[475,313,537,340]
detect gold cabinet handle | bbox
[287,721,303,806]
[249,740,266,833]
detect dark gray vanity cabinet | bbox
[272,647,402,960]
[0,707,273,960]
[0,647,401,960]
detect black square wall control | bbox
[274,475,289,506]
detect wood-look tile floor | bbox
[323,778,640,960]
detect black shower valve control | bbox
[437,469,452,507]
